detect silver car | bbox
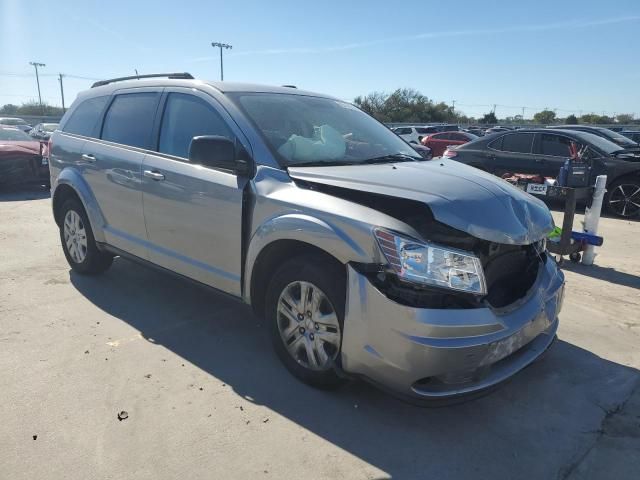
[48,73,564,402]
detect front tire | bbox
[265,254,347,389]
[59,198,113,274]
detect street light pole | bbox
[58,73,66,112]
[211,42,232,81]
[29,61,46,114]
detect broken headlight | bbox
[374,228,487,295]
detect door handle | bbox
[81,153,96,162]
[143,170,165,181]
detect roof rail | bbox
[91,72,195,88]
[282,85,297,89]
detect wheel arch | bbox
[52,169,106,243]
[244,213,370,316]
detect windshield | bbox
[0,128,31,141]
[43,124,59,132]
[577,131,627,154]
[230,93,421,166]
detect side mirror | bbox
[188,135,250,175]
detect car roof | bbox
[82,77,336,101]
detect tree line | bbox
[0,101,65,116]
[353,89,637,125]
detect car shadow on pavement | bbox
[561,262,640,290]
[0,185,50,202]
[69,257,640,479]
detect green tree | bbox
[481,111,497,124]
[354,88,462,124]
[533,109,557,124]
[565,114,578,124]
[616,113,634,124]
[0,101,64,116]
[0,104,19,115]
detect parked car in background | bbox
[421,131,478,157]
[0,126,49,186]
[485,126,512,135]
[29,123,59,140]
[0,117,32,132]
[552,125,639,151]
[392,124,459,143]
[621,130,640,143]
[392,126,438,143]
[445,128,640,218]
[464,127,485,137]
[49,74,563,402]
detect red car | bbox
[0,126,49,186]
[421,131,478,157]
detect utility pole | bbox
[58,74,66,112]
[211,42,232,81]
[521,107,525,119]
[29,61,46,114]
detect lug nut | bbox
[306,311,312,318]
[309,333,315,340]
[298,326,305,334]
[314,323,319,330]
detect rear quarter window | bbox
[62,96,109,137]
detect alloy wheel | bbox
[276,281,341,371]
[608,184,640,217]
[63,210,88,263]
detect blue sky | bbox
[1,0,639,119]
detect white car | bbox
[392,126,440,144]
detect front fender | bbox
[53,168,106,243]
[243,213,372,303]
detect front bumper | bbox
[340,256,564,400]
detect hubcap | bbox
[63,210,88,263]
[609,184,640,217]
[276,281,341,371]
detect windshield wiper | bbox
[359,153,420,164]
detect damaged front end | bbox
[287,161,563,399]
[293,180,547,310]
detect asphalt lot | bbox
[1,187,639,480]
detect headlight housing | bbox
[374,228,487,295]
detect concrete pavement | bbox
[1,187,638,479]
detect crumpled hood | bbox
[288,160,554,245]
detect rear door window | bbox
[158,93,233,159]
[500,133,534,153]
[101,92,159,149]
[63,96,109,137]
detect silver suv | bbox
[49,73,564,402]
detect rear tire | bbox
[59,198,113,274]
[265,254,347,389]
[605,178,640,218]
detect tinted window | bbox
[415,127,432,134]
[540,134,573,157]
[450,133,467,141]
[63,96,109,137]
[101,93,158,149]
[158,93,233,159]
[433,133,449,140]
[395,127,411,135]
[500,133,534,153]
